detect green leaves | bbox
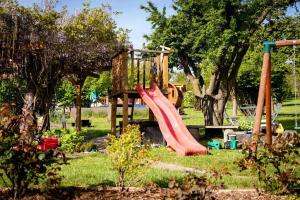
[106,125,149,188]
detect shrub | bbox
[237,131,300,195]
[44,128,85,153]
[237,116,254,130]
[167,172,226,199]
[106,124,149,189]
[79,141,97,152]
[0,104,64,199]
[183,90,195,108]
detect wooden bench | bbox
[71,120,91,127]
[204,125,239,139]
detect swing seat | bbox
[294,126,300,130]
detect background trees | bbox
[0,1,122,133]
[142,0,299,125]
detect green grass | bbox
[19,98,296,190]
[57,148,256,189]
[276,98,300,130]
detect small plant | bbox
[79,141,97,152]
[44,128,85,153]
[167,172,225,200]
[237,116,254,130]
[237,131,300,195]
[106,124,149,189]
[183,91,195,108]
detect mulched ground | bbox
[0,187,287,200]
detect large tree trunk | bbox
[20,90,38,141]
[39,112,50,133]
[75,83,82,132]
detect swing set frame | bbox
[253,39,300,147]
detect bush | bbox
[79,141,97,152]
[106,124,149,189]
[167,171,226,199]
[237,131,300,195]
[44,128,85,153]
[237,116,254,130]
[183,91,195,108]
[0,104,64,199]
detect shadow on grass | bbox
[276,119,299,130]
[89,179,115,187]
[282,102,300,107]
[82,129,109,141]
[152,177,184,188]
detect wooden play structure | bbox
[110,48,184,135]
[253,39,300,146]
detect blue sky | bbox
[18,0,174,48]
[18,1,298,48]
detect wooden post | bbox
[75,83,82,132]
[156,55,163,88]
[137,59,140,84]
[149,57,155,121]
[252,53,270,148]
[266,55,272,145]
[122,52,129,131]
[111,97,117,135]
[123,93,129,131]
[150,57,154,88]
[130,51,134,90]
[143,58,146,89]
[163,54,169,90]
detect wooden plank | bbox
[130,98,135,120]
[143,58,146,89]
[156,55,163,88]
[149,58,155,121]
[130,49,170,54]
[137,59,140,84]
[205,126,239,129]
[123,92,129,132]
[130,51,134,90]
[111,97,117,135]
[163,55,168,90]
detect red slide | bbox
[137,84,207,156]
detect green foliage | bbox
[78,141,97,152]
[106,124,149,188]
[183,90,196,108]
[56,80,76,108]
[0,104,64,199]
[44,128,85,153]
[237,117,254,131]
[237,69,260,105]
[0,79,26,110]
[167,171,226,199]
[237,132,300,195]
[142,0,298,125]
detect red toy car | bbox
[37,137,59,151]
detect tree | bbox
[142,0,298,125]
[0,1,122,133]
[62,3,119,131]
[238,15,300,105]
[0,0,65,134]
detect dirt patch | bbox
[0,187,286,200]
[153,161,207,174]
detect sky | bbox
[18,0,174,48]
[17,1,298,48]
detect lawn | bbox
[1,99,298,190]
[59,148,256,189]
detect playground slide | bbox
[137,84,207,155]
